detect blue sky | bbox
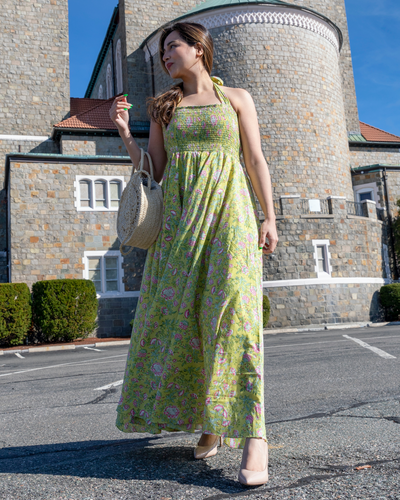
[68,0,400,136]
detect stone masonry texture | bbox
[151,21,353,201]
[286,0,361,134]
[0,0,70,136]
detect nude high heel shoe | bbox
[194,435,223,459]
[238,438,269,486]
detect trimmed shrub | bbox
[32,279,98,343]
[262,293,271,327]
[379,283,400,321]
[0,283,32,347]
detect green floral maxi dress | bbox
[116,77,267,449]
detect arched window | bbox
[95,180,107,208]
[106,64,113,99]
[110,180,122,208]
[98,84,104,99]
[115,39,123,95]
[79,180,91,207]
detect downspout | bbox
[145,42,155,97]
[5,156,11,282]
[382,166,399,280]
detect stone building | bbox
[1,0,400,335]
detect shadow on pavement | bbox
[0,436,243,494]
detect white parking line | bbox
[94,379,123,391]
[84,347,103,352]
[15,353,25,359]
[0,354,127,378]
[343,335,397,359]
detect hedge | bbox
[0,283,32,346]
[380,283,400,321]
[32,279,98,343]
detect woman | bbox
[109,21,278,486]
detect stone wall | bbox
[287,0,360,134]
[60,136,148,156]
[263,196,386,281]
[350,147,400,169]
[264,281,385,328]
[0,138,60,280]
[0,0,70,136]
[8,159,147,291]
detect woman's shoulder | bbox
[220,85,254,113]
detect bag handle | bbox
[135,149,156,193]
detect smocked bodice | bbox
[162,78,241,159]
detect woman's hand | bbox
[109,95,132,133]
[259,219,278,254]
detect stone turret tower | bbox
[287,0,361,134]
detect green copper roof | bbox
[185,0,292,16]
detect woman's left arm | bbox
[233,88,278,254]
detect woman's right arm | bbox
[109,95,168,184]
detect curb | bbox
[263,320,400,335]
[1,321,399,356]
[0,339,130,356]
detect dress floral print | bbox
[115,77,267,449]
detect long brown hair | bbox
[146,22,214,128]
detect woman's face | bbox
[162,30,203,79]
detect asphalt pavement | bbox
[0,325,399,499]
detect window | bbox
[354,182,380,207]
[106,64,113,99]
[84,251,125,295]
[75,175,125,211]
[98,84,104,99]
[115,39,123,95]
[359,191,373,202]
[312,239,332,278]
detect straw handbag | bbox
[117,148,164,255]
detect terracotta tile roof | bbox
[70,97,105,117]
[360,121,400,143]
[54,96,120,130]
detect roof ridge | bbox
[360,120,400,141]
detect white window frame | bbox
[106,64,113,99]
[311,239,332,278]
[74,175,125,211]
[83,250,126,297]
[115,39,123,95]
[353,182,380,208]
[98,84,104,99]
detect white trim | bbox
[83,250,129,296]
[311,239,332,278]
[0,134,51,141]
[145,4,340,61]
[263,277,389,288]
[354,182,380,208]
[96,291,140,299]
[74,175,125,211]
